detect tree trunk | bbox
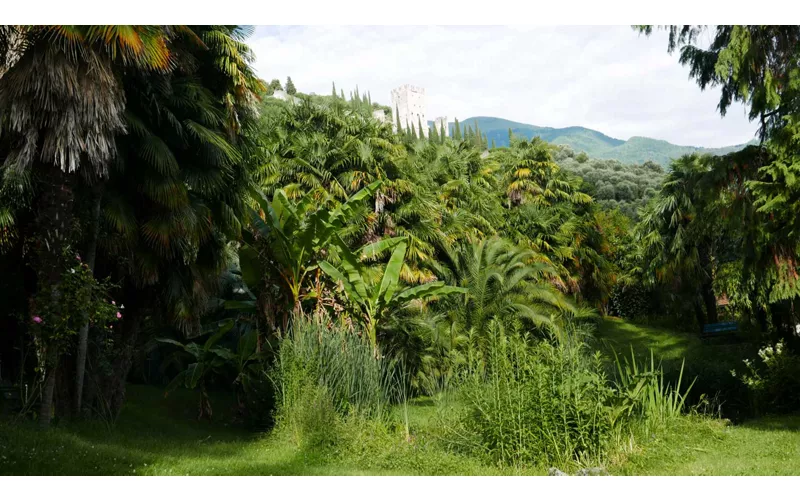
[38,350,58,429]
[100,300,143,417]
[32,163,75,428]
[693,300,706,333]
[701,280,718,324]
[698,244,718,324]
[74,184,104,415]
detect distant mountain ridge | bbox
[437,116,756,167]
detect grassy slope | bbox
[2,319,798,475]
[595,318,800,475]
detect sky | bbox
[248,26,758,148]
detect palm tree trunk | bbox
[74,184,104,415]
[32,163,75,428]
[38,350,58,429]
[701,280,718,324]
[103,301,142,417]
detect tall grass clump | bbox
[445,319,615,469]
[610,347,694,434]
[605,347,696,463]
[270,313,407,449]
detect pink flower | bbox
[76,255,81,261]
[111,301,116,305]
[116,312,122,319]
[32,316,43,324]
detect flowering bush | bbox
[732,341,800,414]
[30,252,121,362]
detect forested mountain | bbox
[447,116,756,166]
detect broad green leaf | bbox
[225,300,257,311]
[237,329,258,359]
[164,371,187,396]
[156,338,185,348]
[185,362,205,389]
[377,240,407,307]
[358,236,406,261]
[237,245,262,291]
[204,318,234,350]
[209,346,236,360]
[319,260,365,304]
[329,235,369,302]
[331,179,382,222]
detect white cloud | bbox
[248,26,757,148]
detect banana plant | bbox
[157,319,236,420]
[229,180,383,325]
[319,236,467,355]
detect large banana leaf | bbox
[318,259,366,304]
[358,236,406,261]
[327,234,370,302]
[185,362,205,389]
[377,240,408,308]
[237,245,262,291]
[330,179,382,223]
[204,318,234,350]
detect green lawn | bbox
[2,319,799,476]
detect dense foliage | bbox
[2,24,800,473]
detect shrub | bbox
[445,320,614,469]
[732,341,800,415]
[608,283,650,319]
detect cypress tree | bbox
[332,81,337,98]
[395,104,403,134]
[430,123,439,142]
[508,128,513,145]
[418,116,425,140]
[285,76,296,95]
[454,118,461,140]
[368,91,372,105]
[340,89,345,100]
[440,122,446,143]
[474,121,482,148]
[491,138,496,149]
[411,123,418,140]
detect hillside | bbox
[448,116,756,167]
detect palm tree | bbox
[0,25,174,428]
[451,237,575,348]
[636,154,722,327]
[86,25,265,418]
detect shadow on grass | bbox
[593,318,759,421]
[0,384,361,475]
[739,415,800,433]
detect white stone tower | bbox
[391,84,428,137]
[434,116,449,137]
